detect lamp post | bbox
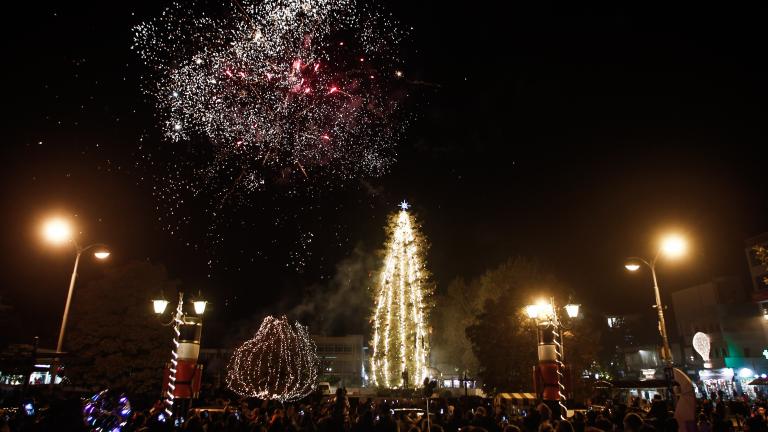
[624,233,687,403]
[525,298,580,420]
[153,290,207,420]
[43,218,110,387]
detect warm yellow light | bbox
[625,263,641,272]
[193,300,207,315]
[153,299,169,314]
[43,218,72,244]
[93,250,110,260]
[661,234,686,258]
[537,300,554,318]
[565,303,580,318]
[370,208,430,387]
[525,304,540,319]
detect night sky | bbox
[2,2,767,347]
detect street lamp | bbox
[42,217,110,386]
[153,290,207,420]
[624,233,687,404]
[153,298,170,315]
[43,218,71,244]
[624,233,687,365]
[193,300,207,315]
[524,297,580,420]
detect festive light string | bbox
[227,316,318,401]
[164,293,185,418]
[370,204,431,387]
[551,312,568,417]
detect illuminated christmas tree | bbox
[370,201,432,388]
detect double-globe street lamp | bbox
[43,217,110,386]
[525,298,580,419]
[153,290,207,420]
[624,233,687,402]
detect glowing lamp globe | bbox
[525,305,540,319]
[94,250,111,260]
[193,300,207,315]
[153,299,169,314]
[692,332,711,368]
[537,301,554,318]
[565,303,580,318]
[661,235,686,258]
[739,368,755,379]
[624,263,641,272]
[43,218,72,244]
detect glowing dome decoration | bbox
[370,203,432,388]
[227,316,318,401]
[692,332,711,368]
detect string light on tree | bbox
[227,316,318,402]
[370,201,432,388]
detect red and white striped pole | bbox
[533,298,567,420]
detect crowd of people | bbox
[3,389,768,432]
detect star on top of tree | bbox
[399,200,410,211]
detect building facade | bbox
[603,313,665,380]
[313,335,366,387]
[670,276,768,397]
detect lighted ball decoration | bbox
[692,331,711,368]
[82,390,131,431]
[227,316,318,401]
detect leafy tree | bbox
[430,278,480,377]
[65,261,179,396]
[461,257,601,397]
[432,258,558,378]
[756,246,768,286]
[466,291,536,394]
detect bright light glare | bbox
[153,299,169,314]
[624,263,641,271]
[739,368,754,378]
[193,300,207,315]
[537,300,554,318]
[43,218,72,244]
[93,250,110,260]
[525,304,540,319]
[565,303,580,318]
[661,234,686,258]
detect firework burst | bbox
[132,0,409,266]
[133,0,407,197]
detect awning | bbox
[497,392,536,400]
[748,377,768,386]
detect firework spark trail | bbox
[132,0,409,266]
